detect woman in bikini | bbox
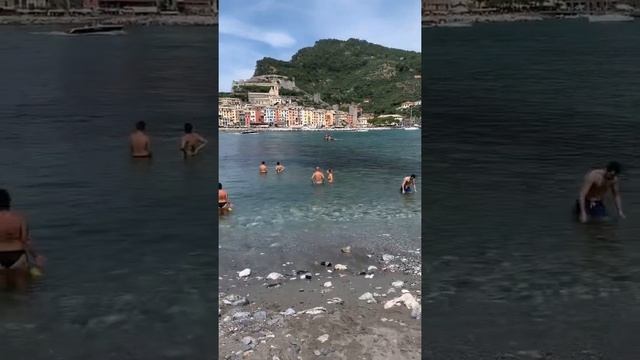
[0,189,44,275]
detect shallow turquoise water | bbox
[219,130,421,272]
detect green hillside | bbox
[253,38,421,115]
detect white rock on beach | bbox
[367,265,378,272]
[392,281,404,288]
[282,308,296,316]
[317,334,329,343]
[237,268,251,278]
[302,307,327,315]
[365,274,374,279]
[384,293,421,319]
[266,272,284,280]
[323,281,333,288]
[382,254,395,262]
[334,264,348,271]
[358,292,377,303]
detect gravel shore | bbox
[218,247,422,359]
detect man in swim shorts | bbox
[180,123,207,157]
[218,183,231,213]
[401,174,417,194]
[0,189,44,271]
[275,162,285,173]
[130,121,152,158]
[259,161,268,174]
[311,167,325,184]
[576,161,625,223]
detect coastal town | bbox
[219,75,421,130]
[423,0,640,24]
[0,0,217,24]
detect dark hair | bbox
[219,183,222,189]
[0,189,11,210]
[410,174,416,178]
[184,123,193,133]
[607,161,621,174]
[261,161,265,164]
[277,162,280,165]
[136,121,146,131]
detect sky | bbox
[219,0,421,92]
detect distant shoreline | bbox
[423,12,638,25]
[219,127,411,132]
[0,15,217,26]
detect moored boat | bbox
[66,24,124,35]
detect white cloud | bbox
[220,15,296,48]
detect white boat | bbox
[587,14,634,22]
[403,127,420,131]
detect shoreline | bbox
[0,15,217,26]
[219,126,415,132]
[219,247,421,359]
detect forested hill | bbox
[254,38,421,114]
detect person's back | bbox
[0,189,43,270]
[259,161,268,174]
[312,167,325,184]
[327,169,334,183]
[130,121,151,158]
[181,123,207,157]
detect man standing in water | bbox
[311,167,325,184]
[130,121,152,158]
[180,123,207,157]
[0,189,44,272]
[275,162,285,173]
[259,161,268,174]
[576,161,625,223]
[327,168,334,183]
[401,174,417,194]
[218,183,231,214]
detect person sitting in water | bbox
[275,162,285,173]
[259,161,268,174]
[180,123,207,157]
[130,121,152,158]
[575,161,625,223]
[0,189,44,272]
[218,183,231,213]
[401,174,417,194]
[311,167,325,184]
[327,168,334,183]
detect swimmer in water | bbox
[275,162,285,173]
[0,189,44,274]
[259,161,268,174]
[311,167,325,184]
[327,168,334,183]
[130,121,152,158]
[180,123,207,158]
[575,161,625,223]
[400,174,417,194]
[218,183,231,214]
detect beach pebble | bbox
[327,297,344,305]
[384,293,421,319]
[314,350,321,356]
[365,274,375,279]
[341,246,351,253]
[237,268,251,278]
[334,264,348,271]
[401,289,409,294]
[392,281,404,288]
[241,336,254,346]
[323,281,332,288]
[358,292,377,303]
[317,334,329,343]
[266,272,284,280]
[300,272,312,280]
[282,308,296,316]
[232,311,251,320]
[222,294,249,307]
[367,265,378,272]
[320,261,332,267]
[253,311,267,321]
[382,254,395,262]
[302,307,327,315]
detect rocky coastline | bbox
[0,14,217,26]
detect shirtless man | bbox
[130,121,151,158]
[0,189,44,272]
[180,123,207,158]
[576,161,625,223]
[275,162,285,173]
[311,167,325,184]
[401,174,417,194]
[259,161,268,174]
[218,183,231,214]
[327,168,334,183]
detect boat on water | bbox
[403,126,420,131]
[241,130,259,134]
[587,13,634,22]
[66,24,124,35]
